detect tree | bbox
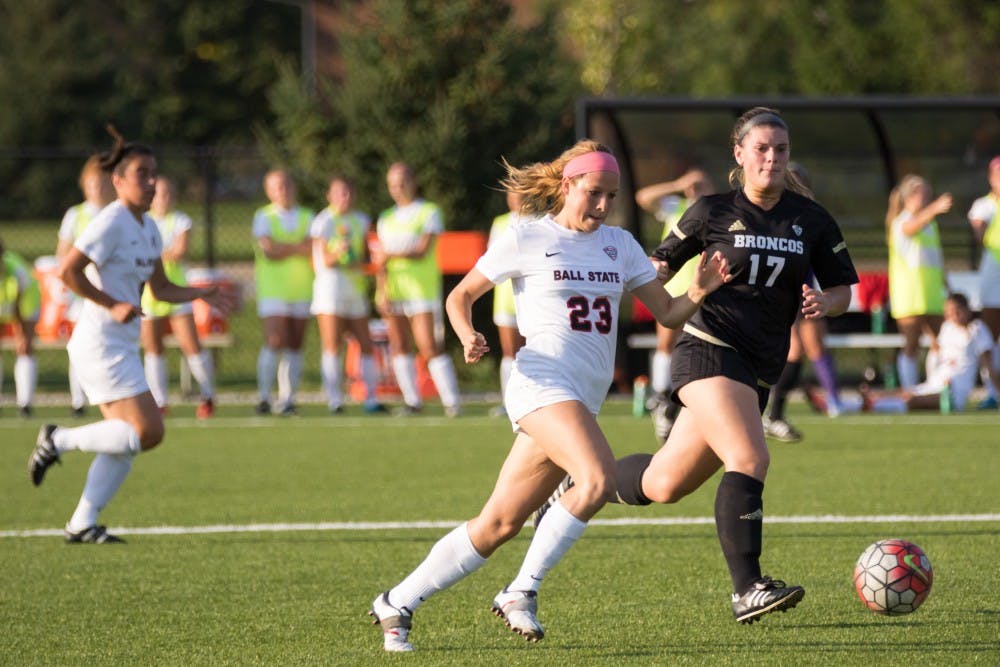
[259,0,581,229]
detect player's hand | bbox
[460,331,489,364]
[688,251,731,302]
[110,301,143,323]
[200,284,242,314]
[932,193,953,216]
[650,258,672,283]
[801,283,829,319]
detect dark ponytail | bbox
[99,124,153,174]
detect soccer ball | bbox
[853,539,933,615]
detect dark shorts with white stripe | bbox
[669,334,770,414]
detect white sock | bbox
[257,347,278,402]
[508,500,587,592]
[428,354,460,409]
[360,354,379,403]
[277,350,303,405]
[14,355,36,407]
[896,353,920,389]
[67,453,135,532]
[186,351,215,400]
[144,352,169,407]
[500,356,515,396]
[321,351,342,408]
[872,396,908,413]
[388,522,487,612]
[392,354,421,408]
[650,351,672,394]
[52,419,143,455]
[69,363,87,410]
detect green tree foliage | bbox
[562,0,999,96]
[258,0,580,228]
[0,0,299,216]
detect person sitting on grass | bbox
[861,292,999,412]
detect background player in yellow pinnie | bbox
[0,238,41,416]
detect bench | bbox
[0,332,234,396]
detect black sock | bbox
[768,361,801,420]
[715,471,764,594]
[613,453,653,505]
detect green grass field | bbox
[1,402,998,665]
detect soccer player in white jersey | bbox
[56,154,115,416]
[367,140,731,652]
[27,129,236,544]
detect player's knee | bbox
[137,421,165,450]
[573,472,616,510]
[479,515,522,545]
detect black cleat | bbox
[71,406,87,418]
[65,525,125,544]
[19,405,33,418]
[254,400,271,415]
[28,424,61,487]
[732,576,805,624]
[279,402,298,416]
[532,475,574,529]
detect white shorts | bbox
[257,299,312,318]
[67,338,149,404]
[493,312,518,328]
[503,368,600,432]
[311,278,370,318]
[979,254,1000,308]
[386,299,439,318]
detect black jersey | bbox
[653,188,858,384]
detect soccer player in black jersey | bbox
[537,107,859,625]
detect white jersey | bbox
[58,201,105,243]
[927,318,994,388]
[69,200,162,350]
[153,210,193,249]
[476,214,656,416]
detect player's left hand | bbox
[690,250,732,300]
[200,283,242,314]
[460,331,489,364]
[801,283,829,319]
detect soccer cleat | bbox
[392,404,422,417]
[443,405,461,418]
[762,417,803,443]
[19,405,33,418]
[491,588,545,641]
[363,402,388,414]
[279,402,298,416]
[28,424,61,487]
[65,525,125,544]
[731,576,805,624]
[369,592,414,652]
[196,398,215,419]
[649,397,674,444]
[802,385,828,414]
[328,404,345,415]
[254,400,271,416]
[71,406,87,418]
[532,475,574,529]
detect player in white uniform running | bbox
[368,140,731,651]
[27,130,236,544]
[310,175,385,414]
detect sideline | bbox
[3,513,998,539]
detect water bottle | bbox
[632,375,648,417]
[871,306,885,334]
[882,362,897,390]
[939,380,952,414]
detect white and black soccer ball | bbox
[854,539,933,615]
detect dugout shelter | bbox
[577,96,1000,268]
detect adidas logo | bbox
[728,220,746,232]
[739,508,764,520]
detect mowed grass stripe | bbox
[3,513,998,538]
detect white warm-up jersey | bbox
[476,214,657,416]
[69,200,162,349]
[922,318,995,409]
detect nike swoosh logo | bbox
[545,251,561,257]
[903,554,930,584]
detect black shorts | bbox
[670,334,771,414]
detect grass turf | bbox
[1,402,997,665]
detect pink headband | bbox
[990,156,1000,171]
[562,151,620,180]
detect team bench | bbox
[0,332,234,396]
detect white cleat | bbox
[491,588,544,642]
[369,592,414,652]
